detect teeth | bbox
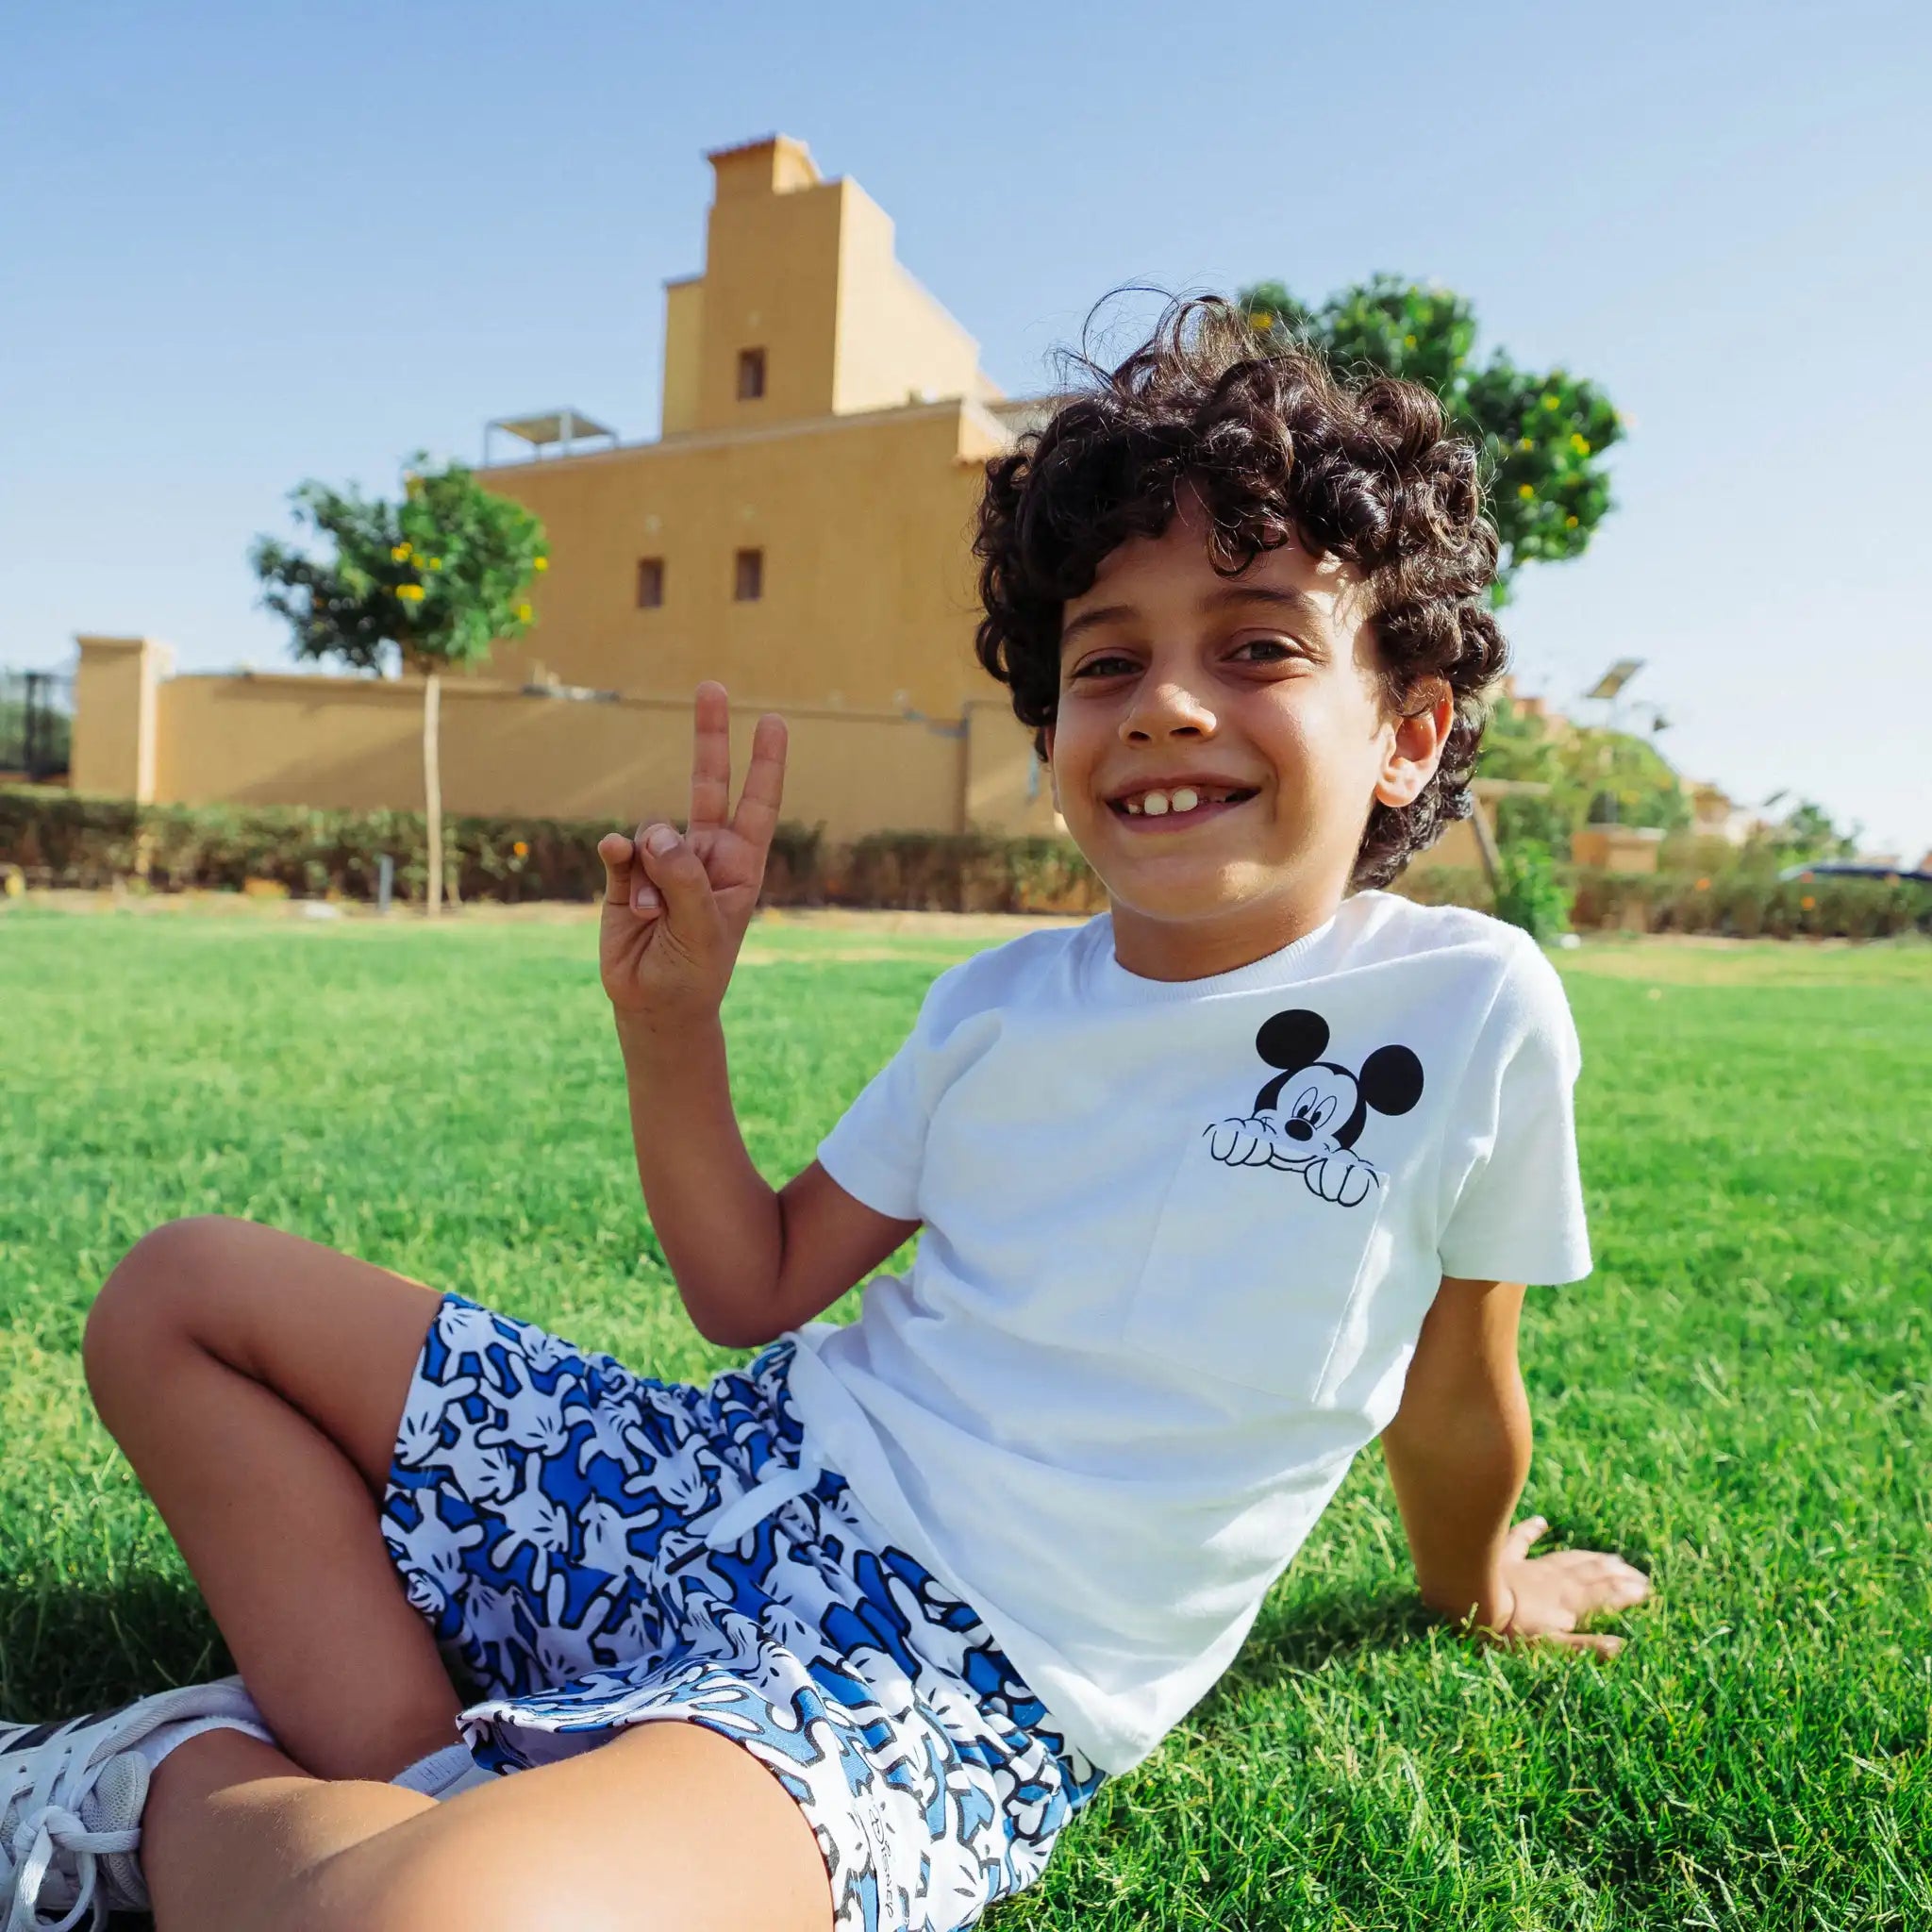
[1118,785,1247,817]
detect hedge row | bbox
[5,788,1927,937]
[1396,860,1932,940]
[1566,865,1932,940]
[0,788,1109,917]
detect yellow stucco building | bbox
[64,132,1502,872]
[479,134,1047,724]
[67,135,1065,842]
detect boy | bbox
[1,298,1648,1932]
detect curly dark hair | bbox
[972,294,1508,890]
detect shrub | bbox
[0,789,1105,916]
[1564,864,1930,940]
[1491,840,1573,942]
[1389,864,1492,912]
[832,832,1104,915]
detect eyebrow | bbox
[1059,583,1336,653]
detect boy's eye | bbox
[1071,639,1299,681]
[1069,653,1138,680]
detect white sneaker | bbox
[0,1675,264,1930]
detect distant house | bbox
[1687,781,1773,847]
[1496,674,1573,741]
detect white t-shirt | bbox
[785,889,1591,1774]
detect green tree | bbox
[1477,694,1690,852]
[251,455,548,917]
[1491,839,1573,943]
[1760,798,1860,865]
[0,682,72,780]
[1240,275,1622,603]
[1572,725,1690,833]
[1471,694,1571,851]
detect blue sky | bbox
[5,0,1927,859]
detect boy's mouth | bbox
[1106,781,1259,826]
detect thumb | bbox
[1505,1515,1550,1560]
[636,824,721,934]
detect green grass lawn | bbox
[1,906,1926,1929]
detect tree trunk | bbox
[423,668,442,919]
[1469,786,1502,897]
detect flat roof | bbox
[488,409,617,447]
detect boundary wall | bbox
[69,636,1058,844]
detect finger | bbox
[1603,1571,1652,1607]
[637,821,722,933]
[689,681,732,835]
[598,832,645,911]
[1505,1516,1550,1559]
[1543,1631,1625,1658]
[617,823,662,914]
[1541,1551,1607,1577]
[1575,1556,1650,1592]
[729,712,789,855]
[1554,1553,1650,1597]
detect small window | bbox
[635,558,664,608]
[736,348,766,400]
[733,548,763,602]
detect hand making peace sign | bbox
[596,681,789,1024]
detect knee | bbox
[274,1834,583,1932]
[84,1215,243,1406]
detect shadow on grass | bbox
[0,1572,230,1722]
[2,1570,1444,1731]
[1194,1585,1440,1716]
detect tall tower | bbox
[659,134,998,437]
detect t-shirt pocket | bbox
[1120,1123,1391,1405]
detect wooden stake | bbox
[424,668,441,919]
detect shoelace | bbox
[2,1740,138,1932]
[699,1444,824,1552]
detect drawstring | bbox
[699,1444,824,1552]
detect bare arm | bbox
[596,682,918,1350]
[1381,1275,1650,1655]
[1380,1276,1533,1630]
[617,1010,916,1345]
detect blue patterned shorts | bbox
[379,1294,1102,1932]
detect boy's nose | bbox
[1122,677,1216,741]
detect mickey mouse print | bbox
[1205,1009,1424,1208]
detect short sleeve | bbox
[815,960,978,1221]
[1436,939,1592,1285]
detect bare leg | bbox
[83,1215,458,1779]
[141,1731,436,1926]
[142,1721,832,1932]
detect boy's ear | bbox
[1373,679,1455,810]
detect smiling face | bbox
[1045,490,1452,981]
[1257,1062,1360,1167]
